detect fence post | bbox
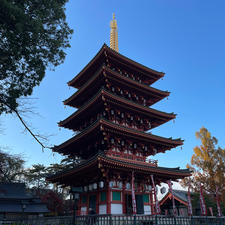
[133,214,136,225]
[173,216,176,225]
[190,216,193,225]
[155,215,158,225]
[109,214,112,225]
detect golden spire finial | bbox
[110,13,119,52]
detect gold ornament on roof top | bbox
[110,13,119,52]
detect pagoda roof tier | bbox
[59,89,176,131]
[68,44,164,89]
[64,66,169,108]
[53,118,183,156]
[47,152,191,186]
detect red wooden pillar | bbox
[150,189,155,215]
[77,194,81,216]
[122,181,126,214]
[107,181,111,214]
[96,188,100,214]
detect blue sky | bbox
[1,0,225,169]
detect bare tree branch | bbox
[2,101,53,151]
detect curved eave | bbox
[64,66,104,107]
[68,44,106,88]
[53,119,102,154]
[102,119,183,149]
[54,118,183,155]
[47,153,191,183]
[100,155,191,178]
[64,66,169,108]
[59,90,104,128]
[59,89,175,131]
[104,44,165,82]
[68,44,165,88]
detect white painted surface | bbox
[99,204,107,214]
[111,203,123,214]
[144,205,151,215]
[81,207,87,215]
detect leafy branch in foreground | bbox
[0,0,73,115]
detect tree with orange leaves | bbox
[181,127,225,212]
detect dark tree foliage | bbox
[0,0,73,114]
[0,150,25,182]
[40,190,64,215]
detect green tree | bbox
[0,0,73,114]
[25,163,48,189]
[0,150,25,182]
[181,127,225,210]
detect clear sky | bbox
[1,0,225,170]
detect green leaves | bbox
[0,0,73,113]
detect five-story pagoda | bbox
[48,15,191,215]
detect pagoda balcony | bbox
[107,151,158,167]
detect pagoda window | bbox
[100,192,106,202]
[133,143,137,149]
[111,138,115,144]
[111,86,115,92]
[143,194,150,203]
[111,109,114,115]
[121,140,125,146]
[112,191,121,201]
[81,195,87,204]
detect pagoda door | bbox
[125,194,133,214]
[89,195,97,213]
[136,194,144,214]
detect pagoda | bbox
[48,15,191,216]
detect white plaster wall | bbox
[111,203,123,214]
[81,207,87,215]
[144,205,151,215]
[99,204,107,214]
